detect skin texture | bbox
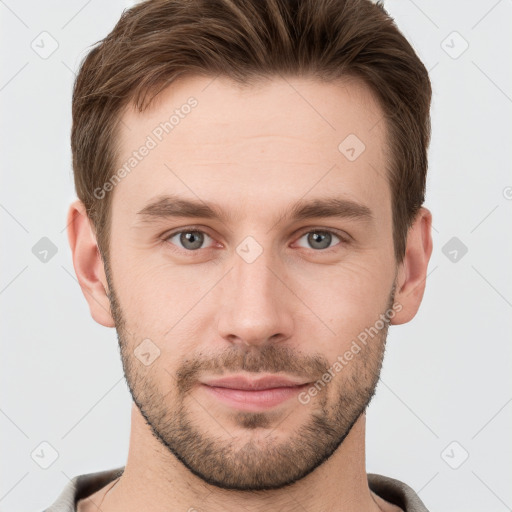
[68,75,432,512]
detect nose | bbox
[215,247,295,349]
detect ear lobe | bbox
[391,207,433,325]
[66,199,115,328]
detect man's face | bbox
[105,75,397,490]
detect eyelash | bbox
[161,226,350,255]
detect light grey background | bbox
[1,1,511,511]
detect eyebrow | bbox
[135,194,373,226]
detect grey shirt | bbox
[43,466,429,511]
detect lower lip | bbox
[200,383,309,411]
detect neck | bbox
[100,403,383,512]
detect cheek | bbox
[294,257,394,354]
[113,258,216,349]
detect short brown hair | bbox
[71,0,431,263]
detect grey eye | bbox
[167,230,213,251]
[296,231,341,250]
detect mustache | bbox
[175,344,330,395]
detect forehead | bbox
[113,74,389,218]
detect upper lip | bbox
[201,374,310,390]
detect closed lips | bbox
[201,375,310,390]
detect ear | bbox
[391,207,433,325]
[66,199,115,327]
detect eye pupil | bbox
[180,231,204,250]
[308,231,332,250]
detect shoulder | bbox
[44,466,125,512]
[367,473,430,512]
